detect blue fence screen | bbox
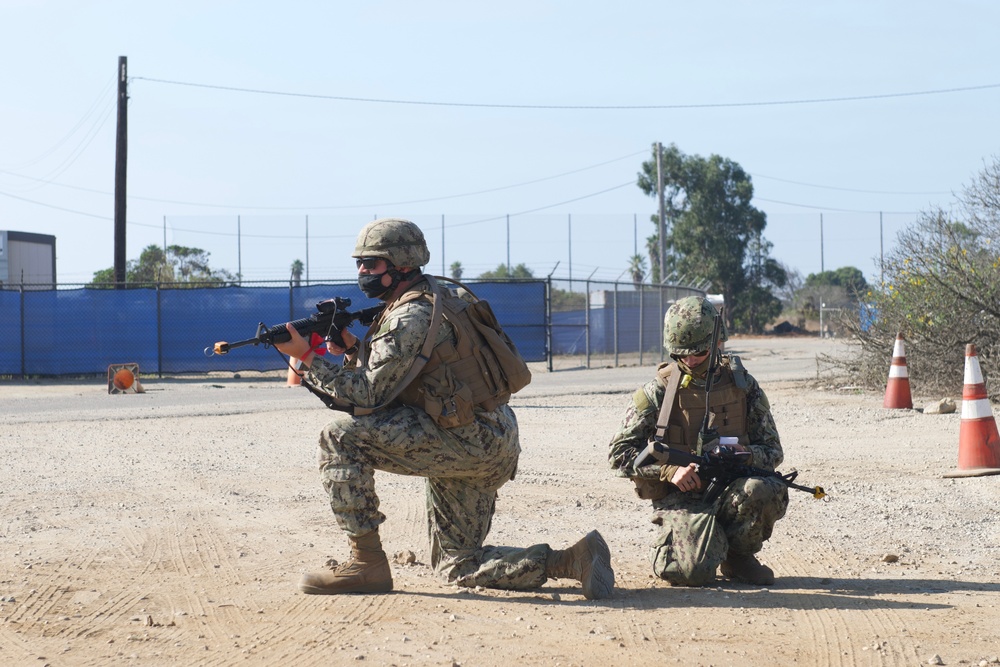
[0,281,548,376]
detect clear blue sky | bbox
[2,1,997,285]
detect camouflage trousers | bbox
[317,402,551,590]
[649,476,788,586]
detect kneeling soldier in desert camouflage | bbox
[276,218,614,599]
[608,296,788,586]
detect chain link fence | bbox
[1,278,702,378]
[548,278,705,371]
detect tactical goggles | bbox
[355,257,383,270]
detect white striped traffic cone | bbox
[944,344,1000,478]
[883,333,913,409]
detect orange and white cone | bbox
[944,344,1000,478]
[883,333,913,409]
[287,357,303,387]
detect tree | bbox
[290,259,304,286]
[734,234,787,333]
[805,266,868,298]
[773,263,804,310]
[450,261,464,281]
[798,266,868,320]
[627,254,647,289]
[88,244,236,288]
[637,143,781,331]
[477,263,534,280]
[839,155,1000,397]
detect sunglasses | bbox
[355,257,382,270]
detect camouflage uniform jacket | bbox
[608,356,783,485]
[304,278,460,409]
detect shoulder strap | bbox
[352,276,445,416]
[728,354,749,391]
[428,274,481,301]
[653,362,682,441]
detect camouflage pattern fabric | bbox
[304,281,549,590]
[608,356,788,586]
[649,476,788,585]
[352,217,430,268]
[663,296,729,356]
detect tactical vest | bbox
[367,278,518,428]
[632,357,750,500]
[654,358,750,452]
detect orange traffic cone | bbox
[883,333,913,409]
[287,357,303,387]
[944,344,1000,478]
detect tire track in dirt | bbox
[161,510,258,645]
[777,540,922,666]
[5,543,102,630]
[245,592,400,664]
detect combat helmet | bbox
[664,296,728,356]
[352,218,430,268]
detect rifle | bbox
[206,297,385,356]
[695,306,724,455]
[635,440,826,503]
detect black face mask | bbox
[357,273,389,299]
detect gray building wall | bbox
[0,231,57,289]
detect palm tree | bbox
[628,254,647,289]
[290,259,304,287]
[450,261,464,281]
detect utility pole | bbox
[820,213,825,273]
[567,214,572,284]
[655,142,666,283]
[879,211,884,286]
[506,214,511,276]
[113,56,128,288]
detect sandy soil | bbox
[2,337,999,667]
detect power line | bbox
[753,195,918,215]
[0,189,114,220]
[132,76,1000,110]
[160,182,638,238]
[2,77,116,171]
[0,150,646,210]
[751,172,951,196]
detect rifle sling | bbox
[653,363,682,444]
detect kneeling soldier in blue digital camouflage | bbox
[608,296,788,586]
[276,218,614,599]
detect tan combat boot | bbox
[298,530,393,595]
[720,552,775,586]
[545,530,615,600]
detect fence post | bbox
[613,280,619,368]
[639,282,644,366]
[545,276,553,372]
[659,285,665,363]
[156,281,164,377]
[19,281,26,379]
[585,279,591,369]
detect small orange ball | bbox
[113,368,135,391]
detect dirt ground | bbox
[2,337,999,667]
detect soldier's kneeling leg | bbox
[649,508,727,586]
[719,476,789,556]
